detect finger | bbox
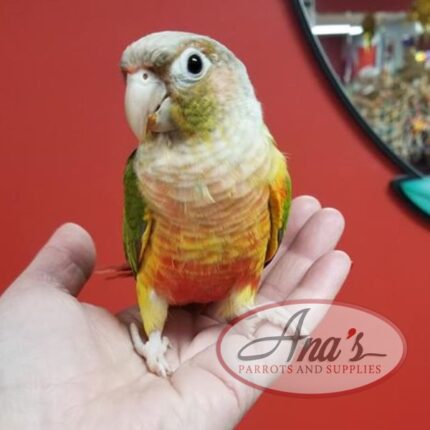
[259,208,345,303]
[258,250,352,339]
[275,195,322,249]
[15,223,96,296]
[246,251,351,382]
[262,195,321,281]
[289,250,351,302]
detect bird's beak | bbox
[124,69,175,142]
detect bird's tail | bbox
[94,263,134,279]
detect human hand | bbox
[0,196,351,430]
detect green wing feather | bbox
[123,150,151,276]
[264,127,292,265]
[276,169,292,247]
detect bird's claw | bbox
[129,323,172,377]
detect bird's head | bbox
[121,31,261,143]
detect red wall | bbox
[0,0,429,428]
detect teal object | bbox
[392,176,430,218]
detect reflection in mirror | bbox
[302,0,430,174]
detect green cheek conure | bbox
[120,31,291,376]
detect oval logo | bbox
[216,300,406,396]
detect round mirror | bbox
[294,0,430,218]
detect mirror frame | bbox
[292,0,423,178]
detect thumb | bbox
[15,223,96,296]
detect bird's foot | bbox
[232,305,310,340]
[129,323,172,377]
[258,306,309,336]
[232,312,261,339]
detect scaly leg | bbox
[216,284,257,321]
[214,283,259,335]
[129,275,171,377]
[215,281,307,339]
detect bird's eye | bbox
[171,47,211,85]
[187,54,203,75]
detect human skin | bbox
[0,195,351,430]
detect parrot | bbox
[120,31,291,376]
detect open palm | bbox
[0,196,351,430]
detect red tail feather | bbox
[95,263,134,279]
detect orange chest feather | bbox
[139,194,271,305]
